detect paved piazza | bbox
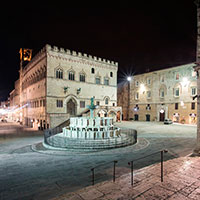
[0,121,196,200]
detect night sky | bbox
[0,1,197,101]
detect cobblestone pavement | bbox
[52,156,200,200]
[0,121,197,200]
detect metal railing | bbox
[90,149,168,186]
[44,119,70,145]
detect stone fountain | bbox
[44,97,137,150]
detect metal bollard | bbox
[128,161,134,186]
[91,168,95,185]
[161,150,163,182]
[113,161,118,182]
[161,149,168,182]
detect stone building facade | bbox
[118,63,197,124]
[10,44,121,129]
[9,79,20,121]
[117,82,129,120]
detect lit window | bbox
[69,71,75,80]
[40,100,42,107]
[95,77,101,84]
[192,70,196,77]
[160,89,164,98]
[146,104,151,110]
[160,75,164,82]
[175,103,178,110]
[175,73,179,80]
[104,78,109,85]
[134,104,139,111]
[43,99,46,107]
[174,88,179,97]
[147,77,151,85]
[79,74,85,82]
[147,91,151,99]
[80,101,85,108]
[56,68,63,79]
[191,87,197,96]
[135,92,139,100]
[191,102,195,110]
[56,100,63,107]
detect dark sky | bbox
[0,1,197,101]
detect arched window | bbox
[56,68,63,79]
[110,72,113,77]
[105,98,109,105]
[104,77,109,85]
[79,73,85,82]
[69,71,75,80]
[91,68,95,74]
[95,77,101,84]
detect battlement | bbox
[23,46,46,72]
[45,44,118,67]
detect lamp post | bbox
[127,76,131,121]
[194,0,200,155]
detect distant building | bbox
[10,44,122,129]
[9,79,20,121]
[118,63,197,124]
[0,99,10,108]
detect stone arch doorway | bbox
[98,110,106,117]
[159,109,165,121]
[134,114,139,121]
[146,114,150,121]
[117,111,121,122]
[67,99,77,116]
[108,111,116,121]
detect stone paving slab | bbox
[52,156,200,200]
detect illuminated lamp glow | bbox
[182,77,188,83]
[127,76,132,81]
[174,113,179,117]
[182,77,189,86]
[180,101,184,106]
[160,109,165,113]
[140,84,145,92]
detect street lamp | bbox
[127,76,132,121]
[127,76,132,82]
[181,77,189,87]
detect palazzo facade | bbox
[10,44,121,129]
[118,63,197,124]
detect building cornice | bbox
[132,63,196,78]
[46,44,118,68]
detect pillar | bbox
[193,0,200,155]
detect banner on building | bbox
[19,48,32,61]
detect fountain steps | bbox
[46,135,134,149]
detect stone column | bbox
[193,0,200,155]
